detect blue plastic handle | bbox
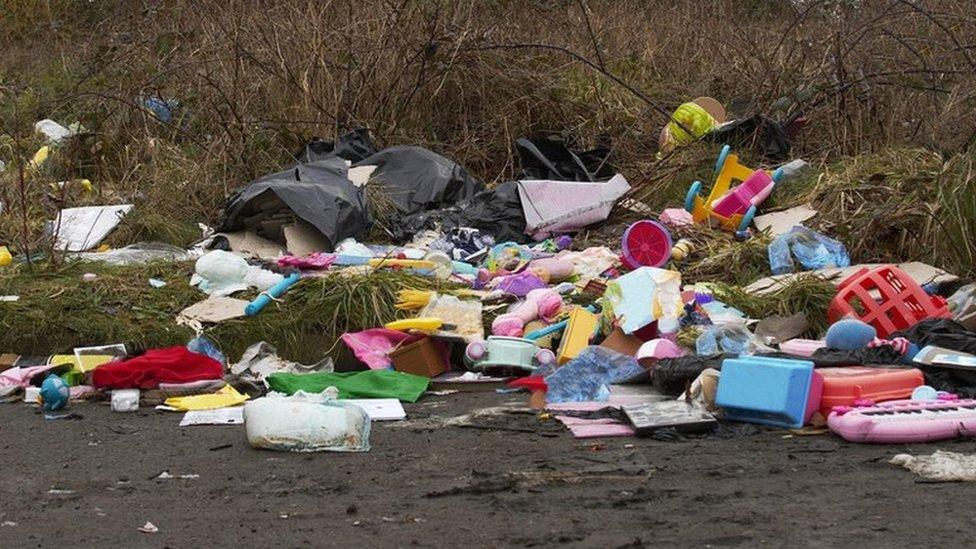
[715,144,731,174]
[245,272,301,316]
[523,305,598,341]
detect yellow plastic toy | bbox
[384,318,444,332]
[556,307,599,365]
[684,145,784,237]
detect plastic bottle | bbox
[776,159,811,182]
[111,389,140,412]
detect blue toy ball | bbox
[825,318,877,351]
[39,374,70,411]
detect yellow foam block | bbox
[164,385,248,412]
[48,354,116,373]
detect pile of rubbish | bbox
[6,111,976,463]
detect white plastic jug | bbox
[111,389,140,412]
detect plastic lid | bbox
[911,385,938,401]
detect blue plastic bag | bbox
[544,346,644,403]
[187,336,227,367]
[768,225,850,275]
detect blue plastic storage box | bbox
[716,355,823,428]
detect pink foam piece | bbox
[779,339,827,357]
[660,208,694,227]
[341,329,423,369]
[554,416,635,438]
[277,252,336,269]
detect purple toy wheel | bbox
[534,348,556,366]
[621,220,673,270]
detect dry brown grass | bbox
[2,0,976,261]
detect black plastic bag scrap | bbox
[516,137,614,182]
[707,115,791,161]
[354,146,484,216]
[391,180,530,244]
[295,129,378,164]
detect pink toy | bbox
[491,288,564,337]
[636,339,685,361]
[710,169,776,218]
[828,398,976,443]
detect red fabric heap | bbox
[92,347,223,389]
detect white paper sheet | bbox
[179,407,244,426]
[341,398,406,421]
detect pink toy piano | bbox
[828,398,976,443]
[710,170,777,218]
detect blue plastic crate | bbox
[716,355,822,428]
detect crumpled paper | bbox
[890,450,976,481]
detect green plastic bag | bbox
[266,369,429,402]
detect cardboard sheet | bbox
[746,262,957,295]
[753,203,817,237]
[283,221,332,256]
[218,230,287,260]
[177,297,249,325]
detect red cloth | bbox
[506,375,547,392]
[92,347,223,389]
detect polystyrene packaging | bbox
[243,389,370,452]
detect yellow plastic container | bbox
[0,246,11,267]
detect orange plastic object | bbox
[817,367,924,417]
[827,266,950,338]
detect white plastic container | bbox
[24,386,41,404]
[243,390,370,452]
[111,389,140,412]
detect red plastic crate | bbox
[827,266,950,338]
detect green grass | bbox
[0,261,453,364]
[709,274,836,336]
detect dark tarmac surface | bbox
[1,392,974,548]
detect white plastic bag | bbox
[192,250,283,296]
[243,389,370,452]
